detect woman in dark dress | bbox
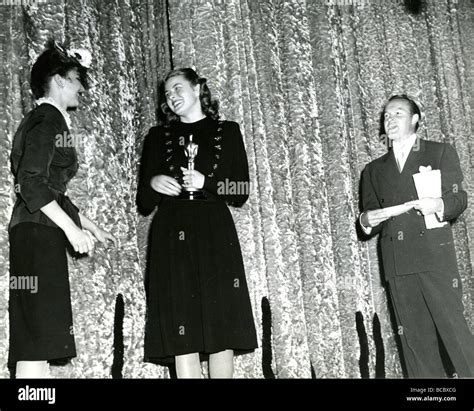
[137,68,257,378]
[8,40,116,378]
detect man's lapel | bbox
[380,149,400,192]
[401,137,425,177]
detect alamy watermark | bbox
[325,0,457,6]
[380,134,421,151]
[216,178,251,196]
[10,275,38,294]
[0,0,47,5]
[18,385,55,405]
[55,131,83,148]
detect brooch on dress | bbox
[163,121,224,179]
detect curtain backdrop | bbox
[0,0,473,378]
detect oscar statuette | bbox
[180,134,205,200]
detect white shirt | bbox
[392,133,417,172]
[36,97,72,129]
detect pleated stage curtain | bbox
[0,0,473,378]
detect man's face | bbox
[383,98,418,141]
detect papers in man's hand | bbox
[412,167,447,229]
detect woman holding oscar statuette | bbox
[137,68,257,378]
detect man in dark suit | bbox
[360,94,474,378]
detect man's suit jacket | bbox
[360,138,467,281]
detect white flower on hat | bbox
[67,48,92,68]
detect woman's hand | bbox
[77,214,117,249]
[64,224,95,254]
[91,226,118,247]
[150,174,182,196]
[181,167,205,190]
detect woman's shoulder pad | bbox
[147,125,168,137]
[218,120,240,131]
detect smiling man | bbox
[359,94,474,378]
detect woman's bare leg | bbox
[209,349,234,378]
[175,353,201,378]
[16,360,50,378]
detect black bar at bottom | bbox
[0,378,473,409]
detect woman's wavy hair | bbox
[30,39,89,99]
[158,68,220,125]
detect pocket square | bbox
[419,165,432,173]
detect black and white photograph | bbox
[0,0,473,408]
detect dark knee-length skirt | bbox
[8,222,76,367]
[144,198,258,364]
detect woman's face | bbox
[62,68,85,109]
[164,75,201,118]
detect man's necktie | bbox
[396,154,402,172]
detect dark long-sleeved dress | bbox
[8,103,80,367]
[137,116,258,364]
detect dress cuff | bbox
[203,176,218,194]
